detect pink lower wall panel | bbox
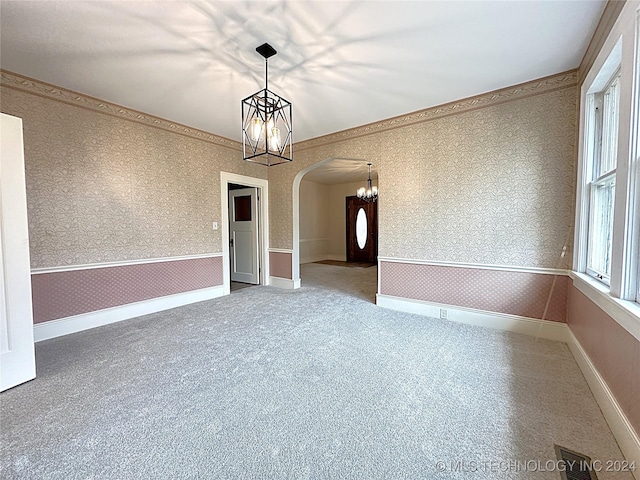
[567,285,640,436]
[31,256,224,323]
[270,251,292,279]
[379,262,568,322]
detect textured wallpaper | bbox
[269,73,577,269]
[0,85,266,269]
[1,70,577,271]
[32,256,224,323]
[380,261,569,322]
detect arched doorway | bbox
[293,158,378,299]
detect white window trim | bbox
[575,40,622,275]
[581,56,621,286]
[574,0,640,340]
[625,9,640,303]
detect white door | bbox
[229,188,259,284]
[0,113,36,392]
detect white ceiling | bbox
[303,158,379,185]
[1,0,605,148]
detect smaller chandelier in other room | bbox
[241,43,292,166]
[357,163,378,202]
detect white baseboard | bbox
[376,293,639,472]
[566,328,640,478]
[268,276,301,289]
[327,254,346,261]
[34,286,225,342]
[375,294,568,342]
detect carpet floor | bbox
[0,263,631,479]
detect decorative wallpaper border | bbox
[0,70,241,151]
[295,69,578,151]
[1,68,578,153]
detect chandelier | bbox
[357,163,378,202]
[241,43,293,166]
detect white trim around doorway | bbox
[220,172,270,295]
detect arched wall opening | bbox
[292,157,378,285]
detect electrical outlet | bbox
[212,222,218,230]
[440,308,447,319]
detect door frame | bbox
[220,172,269,295]
[345,195,378,263]
[228,187,259,285]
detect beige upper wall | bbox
[299,180,330,242]
[299,179,369,262]
[299,179,330,262]
[1,69,577,271]
[270,71,578,269]
[0,75,266,269]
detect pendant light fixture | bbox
[241,43,293,166]
[357,163,378,202]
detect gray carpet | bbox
[0,263,631,479]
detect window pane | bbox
[234,195,251,222]
[587,176,616,278]
[599,76,620,176]
[356,208,367,249]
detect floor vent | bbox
[555,445,599,480]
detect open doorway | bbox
[293,158,379,301]
[220,172,269,296]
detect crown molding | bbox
[295,69,578,152]
[1,68,578,154]
[0,70,241,151]
[578,0,626,87]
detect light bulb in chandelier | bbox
[268,125,281,152]
[250,117,264,142]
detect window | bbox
[574,2,640,336]
[573,2,640,316]
[586,72,621,284]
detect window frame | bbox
[584,69,621,286]
[574,1,640,334]
[632,10,640,304]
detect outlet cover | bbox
[440,309,447,319]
